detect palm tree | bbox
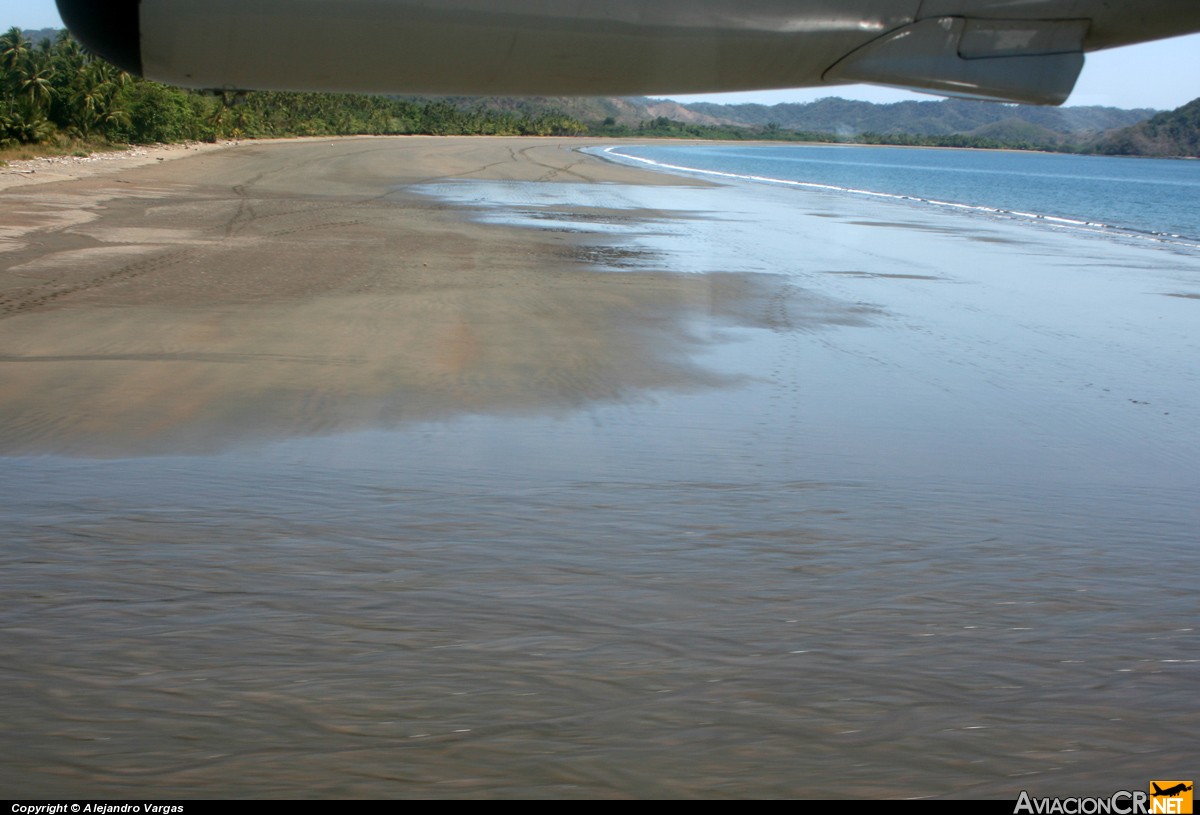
[0,28,60,144]
[0,27,31,76]
[19,58,55,110]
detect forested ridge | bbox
[1088,97,1200,157]
[3,26,1197,158]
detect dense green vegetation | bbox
[3,26,1197,158]
[0,27,588,151]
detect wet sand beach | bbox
[0,137,721,455]
[1,137,1197,798]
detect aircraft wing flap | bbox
[824,17,1088,105]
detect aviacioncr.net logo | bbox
[1149,782,1193,815]
[1014,783,1193,815]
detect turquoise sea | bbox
[601,143,1200,246]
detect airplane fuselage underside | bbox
[56,0,1200,105]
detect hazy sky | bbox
[5,0,1198,110]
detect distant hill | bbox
[966,118,1065,147]
[19,27,61,45]
[651,96,1156,140]
[423,94,1156,147]
[1088,97,1200,158]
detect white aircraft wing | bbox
[56,0,1200,105]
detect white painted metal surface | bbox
[58,0,1200,104]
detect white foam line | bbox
[600,146,1200,250]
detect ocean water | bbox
[2,141,1198,798]
[599,143,1200,246]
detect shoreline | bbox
[10,130,1183,196]
[0,140,227,192]
[3,134,1196,456]
[6,132,1190,194]
[595,141,1200,248]
[0,134,719,194]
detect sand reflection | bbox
[0,138,882,457]
[0,267,875,456]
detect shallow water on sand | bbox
[2,166,1199,798]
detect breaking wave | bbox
[598,145,1200,250]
